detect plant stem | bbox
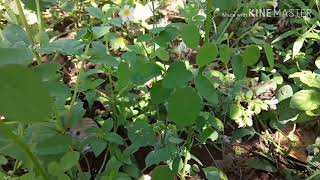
[35,0,44,50]
[204,0,213,44]
[15,0,42,64]
[67,44,90,129]
[0,122,48,180]
[180,129,194,180]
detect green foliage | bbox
[0,64,52,122]
[168,87,202,128]
[0,0,319,179]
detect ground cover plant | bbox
[0,0,320,179]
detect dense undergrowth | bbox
[0,0,320,179]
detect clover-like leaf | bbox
[196,43,218,67]
[0,64,52,122]
[151,165,175,180]
[162,61,193,89]
[181,24,200,49]
[242,45,261,66]
[168,87,202,128]
[290,90,320,111]
[195,74,218,105]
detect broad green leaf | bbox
[48,162,63,176]
[211,116,224,132]
[130,60,162,85]
[229,104,242,120]
[290,90,320,111]
[155,48,170,61]
[127,121,157,147]
[203,167,226,180]
[264,44,274,68]
[150,81,171,105]
[242,45,261,66]
[60,151,80,171]
[196,43,218,67]
[87,6,104,19]
[105,132,124,145]
[0,48,33,65]
[2,24,30,46]
[219,44,232,64]
[181,24,200,49]
[231,55,247,79]
[231,127,255,143]
[168,87,202,127]
[0,64,52,122]
[92,26,111,39]
[292,37,305,59]
[198,127,218,144]
[117,62,131,90]
[36,134,72,155]
[162,61,193,89]
[145,147,177,168]
[151,165,175,180]
[195,74,218,105]
[276,85,293,102]
[248,158,277,172]
[42,39,84,55]
[213,0,238,11]
[289,71,320,88]
[153,27,178,47]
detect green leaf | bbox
[290,90,320,111]
[195,74,218,105]
[151,165,175,180]
[242,45,261,66]
[48,161,63,176]
[219,44,232,64]
[0,48,33,65]
[197,43,218,67]
[0,65,52,122]
[168,87,202,128]
[264,44,274,68]
[60,151,80,171]
[130,60,162,85]
[292,37,305,59]
[248,158,277,172]
[181,24,200,49]
[36,134,72,155]
[150,81,171,105]
[42,39,84,55]
[155,48,170,61]
[162,61,193,89]
[289,71,320,89]
[127,121,157,147]
[153,27,178,47]
[2,24,30,46]
[87,6,104,19]
[105,132,124,145]
[145,147,177,168]
[211,116,224,132]
[203,167,226,180]
[276,85,293,102]
[198,127,218,144]
[213,0,239,11]
[231,55,247,79]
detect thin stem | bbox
[67,44,90,129]
[0,122,48,180]
[15,0,42,65]
[180,129,194,180]
[204,0,213,44]
[35,0,43,33]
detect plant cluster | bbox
[0,0,320,179]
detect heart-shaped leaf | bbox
[168,87,202,127]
